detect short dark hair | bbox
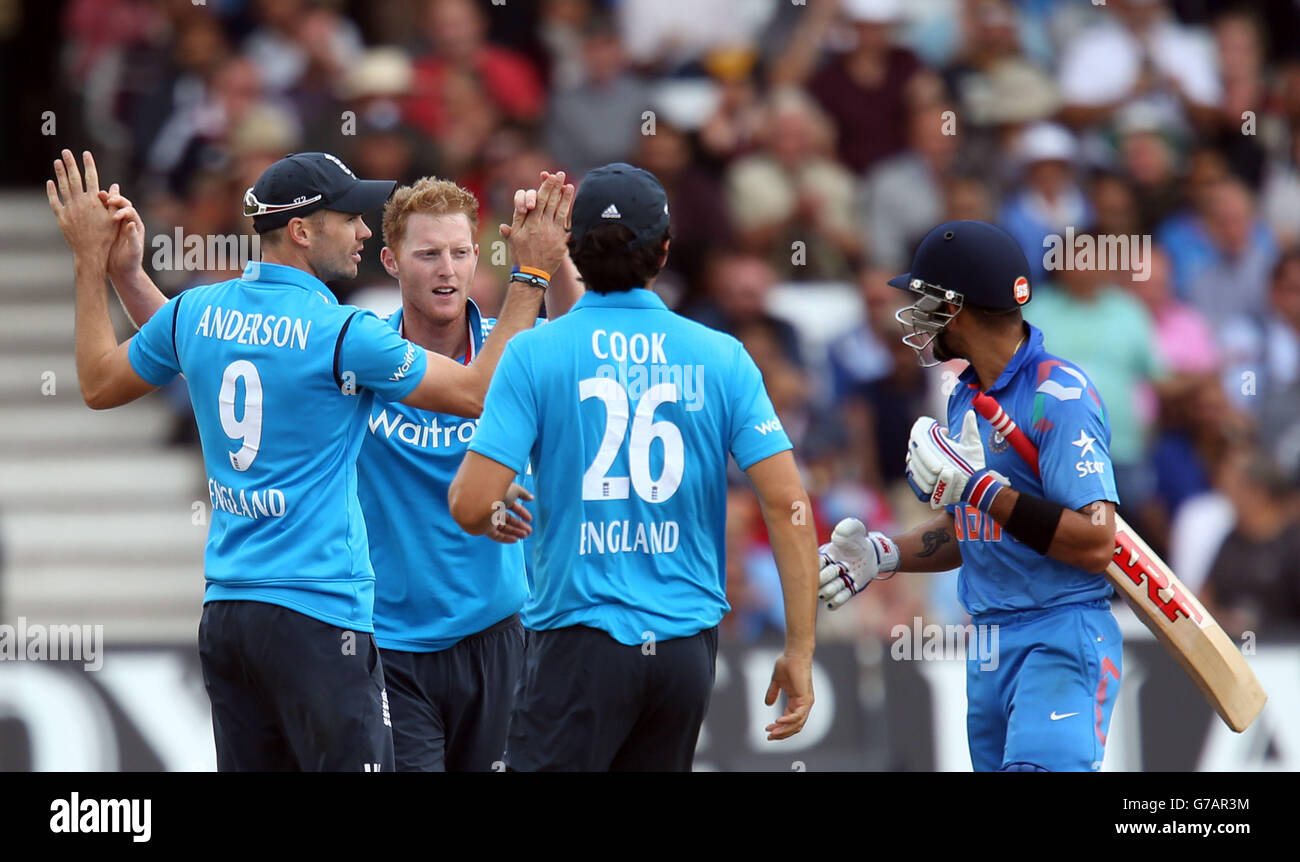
[963,303,1023,331]
[568,223,670,294]
[258,209,327,245]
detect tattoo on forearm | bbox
[916,529,951,558]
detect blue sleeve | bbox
[467,338,538,473]
[127,295,183,386]
[337,310,428,402]
[1036,364,1121,511]
[728,343,793,470]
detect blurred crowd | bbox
[58,0,1300,642]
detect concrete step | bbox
[0,303,74,350]
[0,194,72,253]
[0,452,203,509]
[0,352,77,403]
[0,401,176,450]
[4,562,205,612]
[1,511,208,567]
[0,252,72,300]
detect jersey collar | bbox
[958,323,1045,395]
[240,261,338,304]
[571,287,668,311]
[389,298,484,363]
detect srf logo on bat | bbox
[1111,535,1206,627]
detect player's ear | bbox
[286,216,312,249]
[380,246,399,278]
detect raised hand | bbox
[501,170,575,277]
[47,149,117,264]
[94,183,148,282]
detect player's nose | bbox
[356,218,372,240]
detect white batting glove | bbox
[817,518,901,609]
[906,412,1009,511]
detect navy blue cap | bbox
[570,163,670,250]
[888,220,1033,309]
[245,152,395,233]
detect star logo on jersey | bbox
[1072,430,1097,458]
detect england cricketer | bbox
[47,149,568,771]
[448,163,819,771]
[819,220,1124,772]
[358,174,579,771]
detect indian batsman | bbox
[819,220,1124,772]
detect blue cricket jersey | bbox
[946,324,1120,616]
[127,261,428,631]
[468,288,793,645]
[359,300,533,652]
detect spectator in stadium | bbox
[697,47,765,165]
[543,15,652,180]
[943,0,1059,166]
[1164,377,1250,591]
[998,122,1090,286]
[1055,0,1220,135]
[777,0,922,175]
[1154,145,1231,295]
[1260,125,1300,252]
[634,121,732,303]
[682,250,803,370]
[860,101,961,272]
[405,0,544,141]
[826,265,899,404]
[1127,247,1217,377]
[243,0,363,96]
[1201,447,1300,639]
[1210,8,1268,189]
[1219,250,1300,414]
[724,87,861,281]
[1182,178,1280,325]
[1115,119,1184,235]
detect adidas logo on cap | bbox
[601,204,621,219]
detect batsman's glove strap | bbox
[1002,491,1066,556]
[963,466,1009,515]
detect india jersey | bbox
[945,324,1119,616]
[359,300,532,652]
[127,261,428,631]
[468,288,792,645]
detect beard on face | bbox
[932,329,960,362]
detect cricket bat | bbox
[969,389,1267,733]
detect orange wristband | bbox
[516,265,551,281]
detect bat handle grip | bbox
[969,389,1041,477]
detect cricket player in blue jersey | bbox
[449,163,819,771]
[359,175,581,771]
[47,149,570,771]
[818,221,1124,772]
